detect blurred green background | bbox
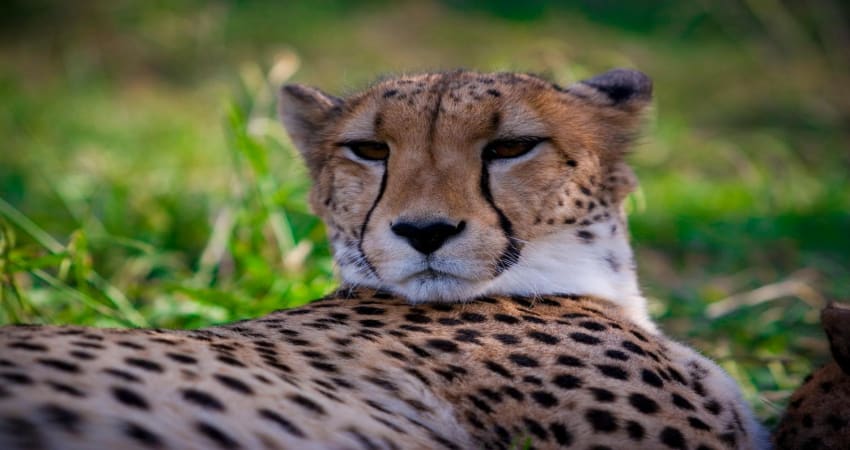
[1,0,848,425]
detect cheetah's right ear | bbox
[278,84,343,173]
[565,68,653,112]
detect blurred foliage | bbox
[1,0,848,425]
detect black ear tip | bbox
[280,84,313,102]
[581,68,652,105]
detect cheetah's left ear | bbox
[566,68,652,111]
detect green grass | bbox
[1,0,848,426]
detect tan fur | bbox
[1,291,760,449]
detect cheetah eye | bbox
[342,141,390,161]
[482,137,546,161]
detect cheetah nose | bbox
[391,220,466,255]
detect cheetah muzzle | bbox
[0,69,770,450]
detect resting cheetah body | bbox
[0,69,768,449]
[1,291,762,449]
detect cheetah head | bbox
[279,69,652,304]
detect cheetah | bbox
[774,302,850,449]
[0,69,769,449]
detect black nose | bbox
[391,220,466,255]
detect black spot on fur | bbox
[358,319,385,328]
[112,386,149,410]
[523,417,548,440]
[687,416,711,431]
[631,329,649,342]
[8,342,48,352]
[37,358,80,373]
[493,334,520,345]
[626,420,645,441]
[196,421,241,449]
[468,394,493,414]
[586,408,618,432]
[124,357,163,372]
[577,230,595,242]
[0,372,32,384]
[502,385,524,401]
[589,387,616,402]
[40,404,81,433]
[494,424,511,443]
[69,350,96,360]
[454,329,482,344]
[116,340,145,350]
[259,409,306,438]
[523,375,543,386]
[47,381,85,397]
[166,353,197,364]
[182,388,225,411]
[460,312,487,323]
[704,399,722,415]
[508,354,539,367]
[549,422,572,445]
[404,313,431,324]
[354,306,386,315]
[579,321,607,331]
[660,426,686,449]
[641,368,664,388]
[569,332,602,345]
[672,393,695,410]
[288,393,326,415]
[102,368,139,383]
[309,361,339,373]
[124,421,164,448]
[426,339,459,353]
[0,416,42,448]
[552,373,583,390]
[597,364,629,380]
[520,314,546,324]
[403,342,431,358]
[605,349,629,361]
[365,376,399,392]
[622,340,646,356]
[484,360,514,379]
[629,393,659,413]
[530,390,558,408]
[527,331,560,345]
[493,313,520,324]
[556,355,585,367]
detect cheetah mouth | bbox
[404,268,467,282]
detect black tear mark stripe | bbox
[356,166,388,279]
[479,162,522,275]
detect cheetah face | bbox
[280,69,651,302]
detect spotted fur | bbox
[0,69,769,449]
[2,290,764,449]
[774,302,850,449]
